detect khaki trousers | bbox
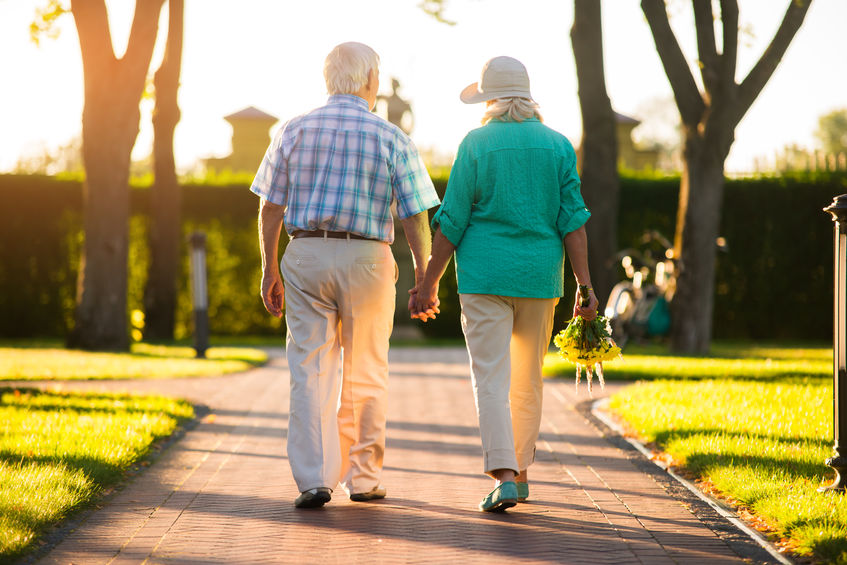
[459,294,558,476]
[281,237,397,495]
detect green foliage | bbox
[1,172,846,341]
[0,388,193,561]
[816,108,847,155]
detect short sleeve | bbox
[431,139,476,246]
[392,135,441,219]
[250,125,289,206]
[556,150,591,236]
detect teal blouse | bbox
[432,118,590,298]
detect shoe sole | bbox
[295,492,331,509]
[350,493,386,502]
[480,498,517,512]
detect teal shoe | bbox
[479,481,518,512]
[516,482,529,502]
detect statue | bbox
[378,78,414,135]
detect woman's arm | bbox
[412,227,456,321]
[564,225,599,320]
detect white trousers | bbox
[281,237,397,495]
[459,294,558,476]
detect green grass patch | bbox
[0,387,194,562]
[0,342,267,381]
[600,341,847,562]
[543,341,831,381]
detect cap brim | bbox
[459,82,534,104]
[460,82,490,104]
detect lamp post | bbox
[189,232,209,359]
[821,195,847,491]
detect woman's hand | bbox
[573,286,599,321]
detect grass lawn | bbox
[0,342,267,380]
[547,341,847,563]
[0,387,194,562]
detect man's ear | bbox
[368,69,378,91]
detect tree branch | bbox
[692,0,718,97]
[735,0,812,122]
[641,0,705,126]
[719,0,738,88]
[123,0,165,69]
[70,0,115,72]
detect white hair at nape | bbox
[482,97,543,125]
[323,42,380,95]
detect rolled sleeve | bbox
[250,126,289,206]
[392,136,440,219]
[432,144,475,246]
[557,156,591,236]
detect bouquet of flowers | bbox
[553,285,622,395]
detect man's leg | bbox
[509,297,558,473]
[336,240,396,496]
[281,239,343,494]
[459,294,520,477]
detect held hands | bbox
[573,286,599,321]
[261,271,285,318]
[408,282,440,322]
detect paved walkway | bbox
[18,347,780,564]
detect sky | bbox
[1,0,845,174]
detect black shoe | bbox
[295,488,332,508]
[350,486,386,502]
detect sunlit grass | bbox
[0,342,267,380]
[0,388,193,561]
[600,340,847,563]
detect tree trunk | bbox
[670,132,726,353]
[67,67,142,351]
[571,0,620,306]
[66,0,164,351]
[144,0,183,341]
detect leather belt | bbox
[291,230,377,241]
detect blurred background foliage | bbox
[2,171,845,342]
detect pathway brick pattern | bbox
[23,347,760,564]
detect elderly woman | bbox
[414,56,598,512]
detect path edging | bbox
[585,396,792,565]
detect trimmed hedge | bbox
[1,172,845,341]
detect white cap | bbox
[460,56,532,104]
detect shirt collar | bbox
[327,94,369,109]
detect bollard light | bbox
[821,195,847,491]
[189,232,209,359]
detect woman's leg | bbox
[459,294,520,477]
[509,297,559,474]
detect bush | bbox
[1,171,845,341]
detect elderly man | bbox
[251,42,440,509]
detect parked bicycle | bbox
[604,231,675,349]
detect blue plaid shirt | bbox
[250,94,440,243]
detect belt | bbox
[291,230,378,242]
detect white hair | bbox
[482,97,543,125]
[323,42,380,95]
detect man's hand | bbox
[261,271,285,318]
[572,287,599,321]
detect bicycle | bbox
[604,230,675,349]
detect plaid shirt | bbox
[250,94,440,243]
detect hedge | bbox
[1,172,845,341]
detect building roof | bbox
[224,106,278,122]
[614,111,641,125]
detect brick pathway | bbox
[19,347,779,564]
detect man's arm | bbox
[400,211,431,286]
[258,199,287,318]
[564,225,599,320]
[400,211,436,320]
